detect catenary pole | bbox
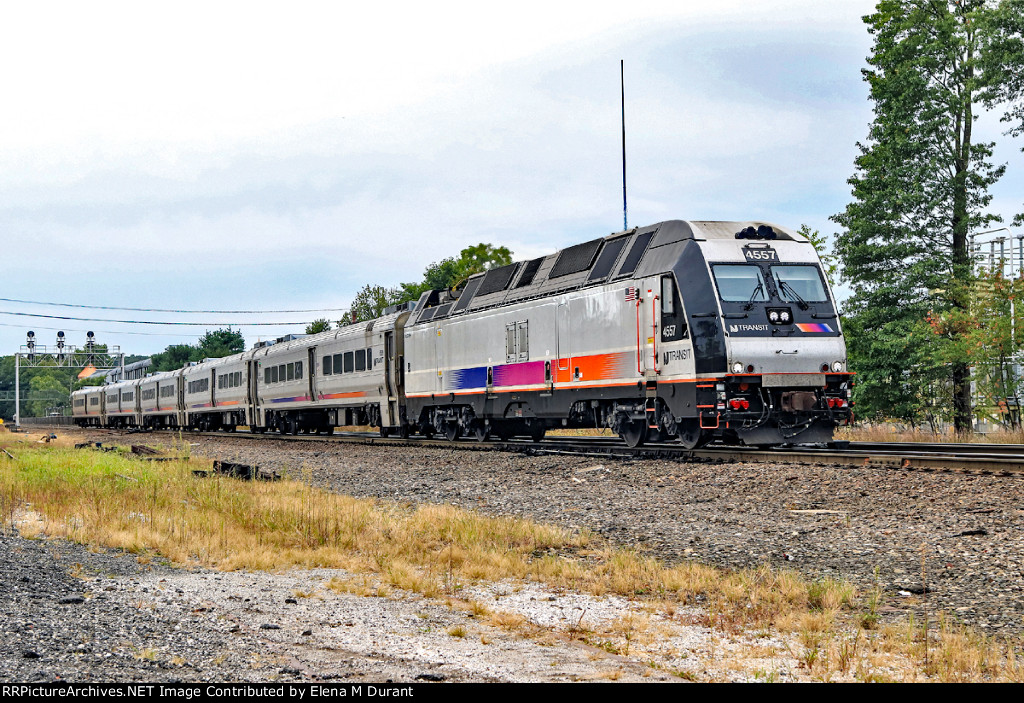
[621,59,628,232]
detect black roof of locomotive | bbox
[409,220,804,325]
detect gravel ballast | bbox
[3,428,1023,682]
[187,432,1024,634]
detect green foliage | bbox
[798,225,839,284]
[305,318,332,335]
[150,328,245,372]
[341,285,404,326]
[26,373,69,417]
[833,0,1018,431]
[955,267,1024,427]
[979,0,1024,224]
[340,243,513,325]
[197,328,245,358]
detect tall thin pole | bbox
[621,59,627,232]
[14,353,20,428]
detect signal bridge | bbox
[13,330,124,429]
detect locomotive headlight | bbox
[780,310,791,323]
[768,311,779,322]
[732,362,743,374]
[831,361,844,372]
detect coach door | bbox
[307,347,317,402]
[383,331,397,426]
[247,360,260,427]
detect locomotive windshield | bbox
[711,265,767,302]
[770,265,828,303]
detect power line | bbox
[0,310,317,326]
[0,321,205,337]
[0,296,346,314]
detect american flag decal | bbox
[625,286,638,301]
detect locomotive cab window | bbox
[712,265,768,303]
[771,265,828,303]
[660,275,688,342]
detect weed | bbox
[134,647,159,662]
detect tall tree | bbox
[981,0,1024,224]
[340,243,514,325]
[197,328,245,358]
[833,0,1014,433]
[150,328,246,372]
[305,318,332,335]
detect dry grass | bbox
[2,430,1023,681]
[837,424,1024,444]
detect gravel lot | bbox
[188,432,1024,634]
[3,427,1023,682]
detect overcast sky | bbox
[2,0,1022,359]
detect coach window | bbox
[332,353,343,374]
[367,348,373,368]
[355,349,366,372]
[344,351,354,373]
[271,366,278,383]
[323,355,333,375]
[265,368,271,384]
[295,361,303,379]
[660,275,688,342]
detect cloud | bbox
[21,0,1024,358]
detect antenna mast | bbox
[621,59,628,231]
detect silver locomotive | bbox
[73,220,852,447]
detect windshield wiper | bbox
[779,281,809,310]
[744,281,765,311]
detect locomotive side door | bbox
[636,276,661,379]
[556,303,571,380]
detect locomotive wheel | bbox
[474,423,490,443]
[676,419,708,450]
[529,424,545,443]
[379,426,390,438]
[619,420,647,448]
[444,423,461,442]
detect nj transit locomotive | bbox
[72,220,852,447]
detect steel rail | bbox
[55,426,1024,475]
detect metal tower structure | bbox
[12,331,124,428]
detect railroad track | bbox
[54,425,1024,474]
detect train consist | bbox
[72,220,852,447]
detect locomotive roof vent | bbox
[735,225,778,240]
